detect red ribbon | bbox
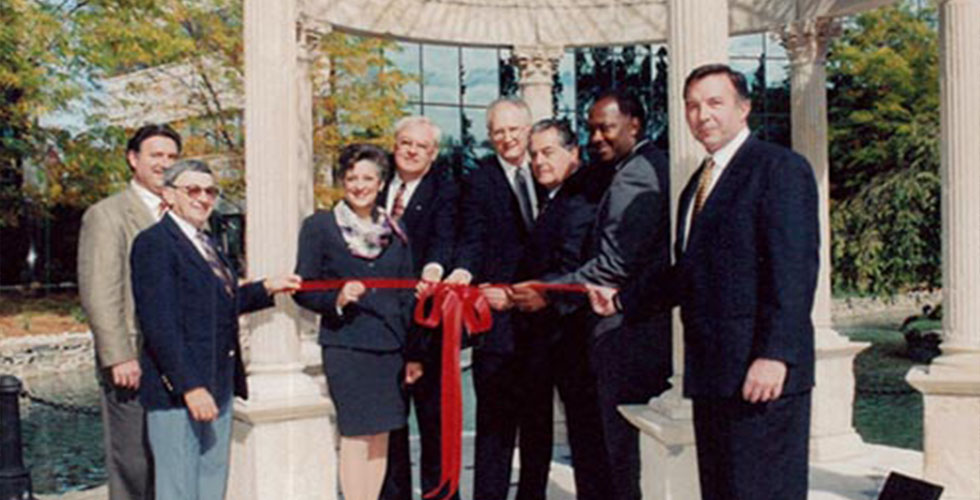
[298,278,585,499]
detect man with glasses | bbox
[131,159,300,500]
[379,116,460,500]
[78,124,181,500]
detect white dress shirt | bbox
[497,154,539,221]
[682,126,751,249]
[132,180,166,221]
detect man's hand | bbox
[183,387,219,422]
[264,274,302,295]
[405,362,424,385]
[110,359,141,389]
[416,263,444,296]
[512,281,547,312]
[741,358,788,403]
[586,284,619,317]
[337,281,367,309]
[479,284,512,311]
[444,269,473,286]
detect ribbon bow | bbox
[414,283,492,499]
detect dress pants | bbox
[147,399,232,500]
[692,391,811,500]
[471,349,531,500]
[99,378,154,500]
[589,317,671,500]
[380,345,459,500]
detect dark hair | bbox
[684,64,751,101]
[338,143,391,180]
[163,159,213,186]
[592,90,647,136]
[126,124,182,156]
[530,118,577,151]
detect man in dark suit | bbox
[593,64,819,500]
[78,124,181,500]
[554,91,672,500]
[378,116,459,500]
[508,118,614,500]
[131,159,299,499]
[449,97,542,500]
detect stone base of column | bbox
[907,351,980,500]
[810,329,869,462]
[620,388,700,500]
[228,370,337,500]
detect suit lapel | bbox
[489,158,528,233]
[683,137,757,255]
[401,170,434,232]
[162,216,219,282]
[122,186,156,230]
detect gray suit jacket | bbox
[78,185,156,371]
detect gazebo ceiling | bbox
[300,0,895,47]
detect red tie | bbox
[391,182,407,220]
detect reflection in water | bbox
[20,370,106,494]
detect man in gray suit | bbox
[78,124,181,500]
[551,91,672,500]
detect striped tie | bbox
[693,157,716,217]
[196,231,234,296]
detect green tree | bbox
[828,2,941,296]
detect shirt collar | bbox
[131,180,163,215]
[168,211,205,240]
[708,127,750,170]
[497,154,529,176]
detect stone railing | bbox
[0,332,93,379]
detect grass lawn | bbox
[842,324,927,451]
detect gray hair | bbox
[394,115,442,145]
[486,97,532,129]
[530,118,577,151]
[164,159,213,186]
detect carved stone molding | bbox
[779,17,842,66]
[511,45,564,86]
[296,19,330,63]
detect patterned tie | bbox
[196,231,234,296]
[391,181,407,221]
[693,157,716,217]
[513,166,535,228]
[156,201,169,219]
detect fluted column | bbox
[907,1,980,498]
[781,17,868,463]
[230,1,335,498]
[618,1,728,498]
[511,45,564,121]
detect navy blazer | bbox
[293,210,415,352]
[673,136,819,398]
[382,162,459,273]
[132,215,274,410]
[455,155,540,354]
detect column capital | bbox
[779,17,841,66]
[296,19,330,63]
[511,45,564,87]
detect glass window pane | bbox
[389,42,421,102]
[766,59,789,90]
[557,49,576,113]
[729,33,764,57]
[425,105,462,148]
[423,45,461,105]
[763,33,788,60]
[463,107,492,158]
[462,47,499,106]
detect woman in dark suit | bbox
[293,144,421,500]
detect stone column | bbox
[511,45,564,122]
[618,1,727,498]
[780,18,869,463]
[229,1,336,498]
[907,1,980,498]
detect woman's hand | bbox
[336,280,367,309]
[264,274,302,295]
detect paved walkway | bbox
[40,438,921,500]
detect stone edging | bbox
[0,331,93,379]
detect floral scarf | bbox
[333,200,404,259]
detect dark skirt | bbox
[322,346,407,436]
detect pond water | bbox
[16,366,479,494]
[19,370,106,494]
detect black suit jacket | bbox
[672,136,819,398]
[382,162,459,273]
[132,215,274,410]
[293,210,415,352]
[455,155,539,354]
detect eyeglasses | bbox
[173,184,221,199]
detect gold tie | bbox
[693,157,716,217]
